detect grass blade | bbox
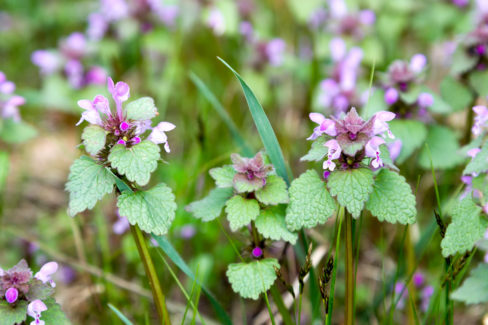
[108,304,134,325]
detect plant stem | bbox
[345,211,354,325]
[326,206,344,325]
[130,225,171,324]
[406,228,416,325]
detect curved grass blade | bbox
[189,72,253,157]
[108,304,134,325]
[217,57,290,184]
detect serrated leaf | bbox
[418,125,463,170]
[441,198,488,257]
[451,264,488,304]
[327,168,374,218]
[255,207,297,244]
[255,175,289,205]
[81,125,107,156]
[40,298,71,325]
[0,300,28,325]
[224,195,260,231]
[300,136,328,162]
[209,165,235,188]
[388,120,427,164]
[285,170,336,231]
[440,76,473,112]
[186,187,234,222]
[125,97,157,121]
[117,183,177,235]
[108,141,160,186]
[464,141,488,175]
[26,279,54,300]
[66,157,115,216]
[226,259,279,300]
[366,169,416,224]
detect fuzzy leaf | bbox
[255,207,297,244]
[125,97,157,121]
[66,157,115,216]
[226,259,279,300]
[327,168,374,218]
[0,301,28,325]
[388,120,427,164]
[117,183,177,235]
[108,141,160,186]
[224,195,260,231]
[40,298,71,325]
[440,76,473,112]
[451,264,488,304]
[81,125,107,156]
[441,198,488,257]
[25,279,55,300]
[464,141,488,175]
[418,125,463,170]
[255,175,289,205]
[186,187,234,222]
[300,136,328,162]
[366,169,416,224]
[286,170,336,231]
[209,165,235,188]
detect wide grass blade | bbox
[218,57,290,184]
[108,304,134,325]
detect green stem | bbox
[297,292,303,325]
[345,211,354,325]
[130,225,171,324]
[326,206,345,325]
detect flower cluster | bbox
[0,71,25,122]
[77,77,175,153]
[308,107,395,171]
[318,38,365,116]
[231,152,274,191]
[1,260,58,325]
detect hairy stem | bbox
[345,211,354,325]
[130,225,171,324]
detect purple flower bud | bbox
[117,139,126,145]
[120,121,130,131]
[323,171,331,179]
[5,288,18,304]
[252,247,263,258]
[131,136,141,145]
[413,272,425,288]
[476,44,486,55]
[417,92,434,108]
[384,88,399,105]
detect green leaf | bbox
[464,141,488,175]
[233,177,264,193]
[366,169,416,224]
[300,136,328,162]
[286,170,336,230]
[81,125,107,156]
[26,279,55,300]
[441,198,488,257]
[388,120,427,164]
[108,141,160,186]
[468,71,488,97]
[66,157,115,216]
[0,301,27,325]
[418,125,463,170]
[226,259,279,300]
[0,119,37,144]
[450,47,478,76]
[255,175,289,205]
[451,264,488,304]
[124,97,157,121]
[117,183,177,235]
[440,76,473,112]
[327,168,374,218]
[186,187,234,222]
[209,165,235,188]
[255,207,297,244]
[108,304,134,325]
[224,195,260,231]
[219,58,289,184]
[41,298,71,325]
[0,150,9,192]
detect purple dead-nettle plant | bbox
[0,259,69,325]
[317,38,365,116]
[288,107,416,322]
[0,71,25,122]
[187,151,294,300]
[325,0,375,40]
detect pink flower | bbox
[76,97,105,126]
[417,93,434,108]
[27,300,47,325]
[372,111,396,138]
[5,287,18,304]
[207,8,225,35]
[384,88,399,105]
[148,121,176,152]
[35,262,58,287]
[107,77,130,120]
[308,112,337,140]
[31,50,61,75]
[365,136,385,168]
[409,54,427,74]
[323,139,342,171]
[473,105,488,136]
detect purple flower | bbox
[85,66,107,86]
[472,105,488,136]
[409,54,427,74]
[0,72,25,122]
[207,8,225,35]
[147,0,179,26]
[231,152,274,191]
[417,92,434,108]
[252,247,263,258]
[0,260,32,295]
[265,38,286,67]
[27,300,48,325]
[31,50,61,75]
[384,88,399,105]
[330,37,347,62]
[5,287,18,304]
[359,10,375,25]
[421,286,434,311]
[100,0,129,22]
[413,272,425,288]
[387,139,402,161]
[329,0,347,19]
[35,262,58,288]
[65,60,84,89]
[180,225,196,239]
[323,139,342,171]
[394,282,407,309]
[113,215,130,235]
[365,136,385,169]
[452,0,469,7]
[240,21,254,42]
[148,122,176,153]
[87,12,108,40]
[372,111,396,138]
[61,32,86,60]
[307,112,337,140]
